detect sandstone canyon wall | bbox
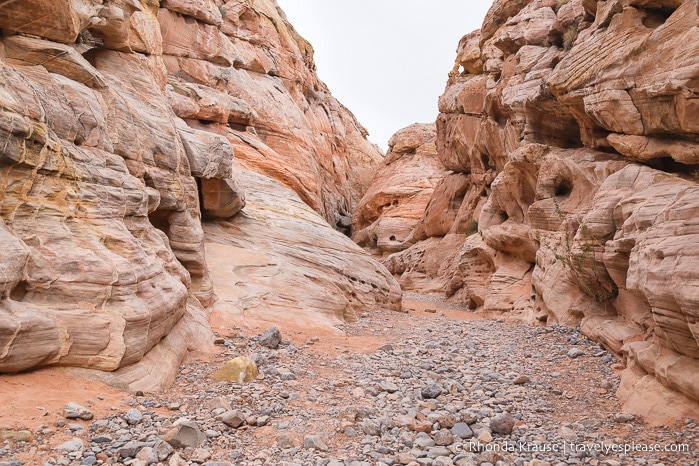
[355,0,699,407]
[0,0,400,390]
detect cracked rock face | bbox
[356,0,699,408]
[0,0,399,389]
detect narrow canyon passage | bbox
[1,1,699,465]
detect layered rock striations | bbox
[353,124,445,255]
[356,0,699,406]
[207,163,402,329]
[159,0,382,229]
[0,0,399,389]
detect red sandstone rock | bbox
[353,124,446,255]
[357,0,699,409]
[0,0,397,390]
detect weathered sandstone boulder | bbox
[353,124,446,255]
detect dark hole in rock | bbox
[555,179,573,197]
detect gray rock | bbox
[54,438,84,452]
[490,413,515,435]
[451,422,474,439]
[427,446,450,457]
[303,434,329,451]
[63,403,93,420]
[421,383,444,399]
[218,410,245,428]
[437,413,457,429]
[276,434,295,449]
[434,456,455,466]
[153,439,174,461]
[250,352,268,366]
[279,370,296,380]
[614,412,635,423]
[459,409,479,425]
[414,436,435,449]
[559,425,577,439]
[191,448,212,463]
[567,348,585,359]
[135,446,158,464]
[380,381,399,393]
[80,456,97,466]
[167,453,186,466]
[117,442,147,458]
[434,429,454,446]
[164,418,206,449]
[359,420,380,436]
[259,326,282,349]
[124,408,143,426]
[395,452,417,464]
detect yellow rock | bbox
[212,356,258,383]
[0,430,34,443]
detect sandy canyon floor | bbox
[1,294,698,466]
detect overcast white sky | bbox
[277,1,493,151]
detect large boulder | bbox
[353,123,446,255]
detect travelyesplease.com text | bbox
[452,440,691,455]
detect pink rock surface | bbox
[0,0,396,390]
[206,166,402,328]
[356,0,699,409]
[353,124,446,255]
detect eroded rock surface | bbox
[0,40,211,384]
[0,0,394,388]
[353,124,446,256]
[356,0,699,408]
[206,166,402,329]
[161,0,383,227]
